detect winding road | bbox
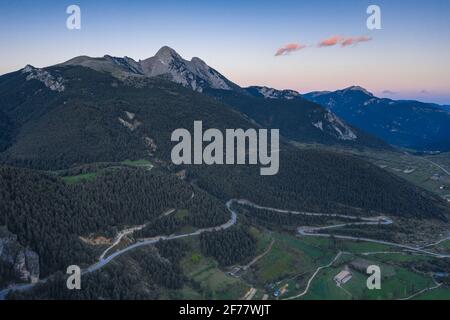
[235,199,450,259]
[85,200,237,274]
[0,200,238,299]
[2,198,449,299]
[284,252,344,300]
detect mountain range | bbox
[59,47,387,150]
[0,46,445,219]
[58,47,450,152]
[1,46,450,299]
[304,87,450,152]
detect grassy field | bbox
[174,209,189,220]
[248,233,340,294]
[353,150,450,199]
[60,159,153,185]
[248,227,273,254]
[181,252,248,300]
[121,159,153,168]
[62,172,99,184]
[295,252,442,300]
[412,287,450,300]
[244,231,450,300]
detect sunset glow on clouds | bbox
[318,36,372,47]
[318,36,344,47]
[275,43,306,56]
[276,36,373,56]
[341,36,372,47]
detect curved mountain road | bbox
[0,200,238,299]
[2,198,449,300]
[234,199,450,259]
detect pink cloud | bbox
[341,36,372,47]
[318,35,372,47]
[318,36,343,47]
[275,43,306,56]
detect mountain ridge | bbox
[12,46,388,150]
[304,87,450,151]
[61,46,240,93]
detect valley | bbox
[0,47,449,301]
[2,168,450,300]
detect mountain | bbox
[63,46,240,93]
[0,47,438,220]
[20,47,388,150]
[1,47,450,300]
[304,86,450,151]
[0,64,253,170]
[203,85,388,149]
[0,46,443,221]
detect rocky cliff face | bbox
[62,46,239,92]
[22,65,65,92]
[0,227,40,285]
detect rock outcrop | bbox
[0,227,40,284]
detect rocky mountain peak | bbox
[154,46,183,63]
[62,47,239,92]
[343,86,373,96]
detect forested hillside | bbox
[205,88,388,150]
[1,64,447,224]
[0,166,193,275]
[0,66,251,169]
[1,62,450,300]
[200,227,257,266]
[8,240,190,300]
[0,109,13,152]
[190,148,450,220]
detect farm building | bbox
[334,270,352,285]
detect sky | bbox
[0,0,449,104]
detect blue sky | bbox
[1,0,449,103]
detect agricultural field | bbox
[350,149,450,199]
[294,143,450,200]
[239,231,450,300]
[181,252,249,300]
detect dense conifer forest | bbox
[0,166,192,275]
